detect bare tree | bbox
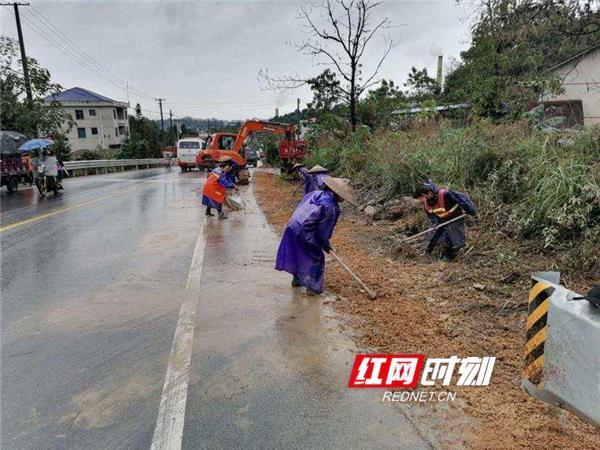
[260,0,395,130]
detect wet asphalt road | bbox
[1,168,443,449]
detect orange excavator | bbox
[195,119,307,184]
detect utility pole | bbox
[296,98,301,139]
[155,98,165,131]
[169,109,173,132]
[2,3,32,103]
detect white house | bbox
[45,87,129,151]
[542,44,600,127]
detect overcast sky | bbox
[1,0,474,120]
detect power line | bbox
[19,13,133,96]
[20,7,155,103]
[26,5,154,101]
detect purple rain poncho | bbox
[298,167,329,195]
[275,190,340,293]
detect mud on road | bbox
[253,170,600,449]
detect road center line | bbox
[151,221,207,450]
[0,185,143,233]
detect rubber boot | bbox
[291,276,301,287]
[205,207,214,217]
[218,211,227,220]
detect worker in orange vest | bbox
[202,158,237,219]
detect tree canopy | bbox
[0,36,73,137]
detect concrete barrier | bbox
[522,272,600,427]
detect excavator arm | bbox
[231,119,297,155]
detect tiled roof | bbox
[44,87,118,103]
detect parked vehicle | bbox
[177,138,204,172]
[244,147,259,167]
[0,152,27,193]
[0,130,29,193]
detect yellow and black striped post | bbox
[523,279,556,385]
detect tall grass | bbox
[307,121,600,251]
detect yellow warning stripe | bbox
[529,281,549,303]
[525,326,547,355]
[523,355,544,381]
[526,300,549,330]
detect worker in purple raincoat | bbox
[291,164,330,196]
[276,176,354,295]
[306,165,329,193]
[415,180,477,261]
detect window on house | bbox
[77,127,87,138]
[75,110,84,120]
[113,110,116,119]
[115,127,118,137]
[543,100,584,128]
[89,109,96,116]
[91,127,98,135]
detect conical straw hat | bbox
[308,164,328,174]
[323,176,355,205]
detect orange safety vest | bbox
[202,172,226,204]
[421,188,459,219]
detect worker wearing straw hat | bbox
[275,176,355,295]
[290,163,330,196]
[306,165,329,192]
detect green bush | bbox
[76,149,103,160]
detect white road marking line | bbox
[185,233,207,290]
[151,222,207,450]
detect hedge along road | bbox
[1,167,440,449]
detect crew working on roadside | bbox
[415,180,477,261]
[290,163,330,195]
[275,176,354,295]
[202,157,237,220]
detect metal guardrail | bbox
[64,158,165,170]
[522,272,600,427]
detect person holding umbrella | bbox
[275,176,354,296]
[19,139,55,196]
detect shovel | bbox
[398,214,468,245]
[329,249,378,300]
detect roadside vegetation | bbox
[306,120,600,278]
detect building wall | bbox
[545,48,600,126]
[60,104,129,151]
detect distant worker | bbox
[275,176,354,295]
[415,180,477,261]
[290,163,329,195]
[308,164,329,191]
[202,157,237,219]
